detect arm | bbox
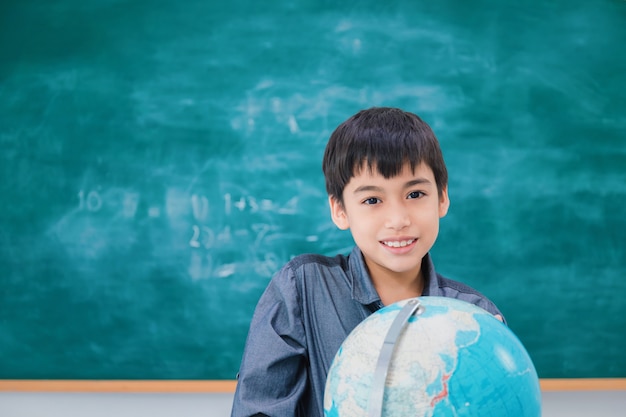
[231,265,308,417]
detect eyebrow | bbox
[352,178,433,194]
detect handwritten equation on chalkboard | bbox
[50,184,324,282]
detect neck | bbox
[370,267,424,306]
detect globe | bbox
[324,296,541,417]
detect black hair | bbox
[322,107,448,204]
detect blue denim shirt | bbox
[231,247,504,417]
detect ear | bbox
[329,196,350,230]
[438,186,450,218]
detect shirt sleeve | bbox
[231,264,308,417]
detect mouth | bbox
[381,238,416,248]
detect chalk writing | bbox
[223,193,298,216]
[73,187,303,280]
[77,189,103,212]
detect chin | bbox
[381,260,422,275]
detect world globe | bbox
[324,296,541,417]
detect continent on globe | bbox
[324,296,541,417]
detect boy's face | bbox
[329,162,449,283]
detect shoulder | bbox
[265,252,350,293]
[436,274,484,297]
[284,252,349,272]
[434,273,503,318]
[254,252,355,330]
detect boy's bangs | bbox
[351,131,423,179]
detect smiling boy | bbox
[231,107,504,417]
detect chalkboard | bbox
[1,0,625,380]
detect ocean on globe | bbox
[324,296,541,417]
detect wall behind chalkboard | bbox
[1,0,625,379]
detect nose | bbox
[384,203,411,230]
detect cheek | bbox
[349,218,377,241]
[415,209,442,230]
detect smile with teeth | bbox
[382,239,415,248]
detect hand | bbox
[495,314,503,322]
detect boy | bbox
[231,107,504,416]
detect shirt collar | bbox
[421,253,440,296]
[348,246,440,305]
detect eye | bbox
[362,197,381,205]
[407,191,425,199]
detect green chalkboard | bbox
[1,0,625,380]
